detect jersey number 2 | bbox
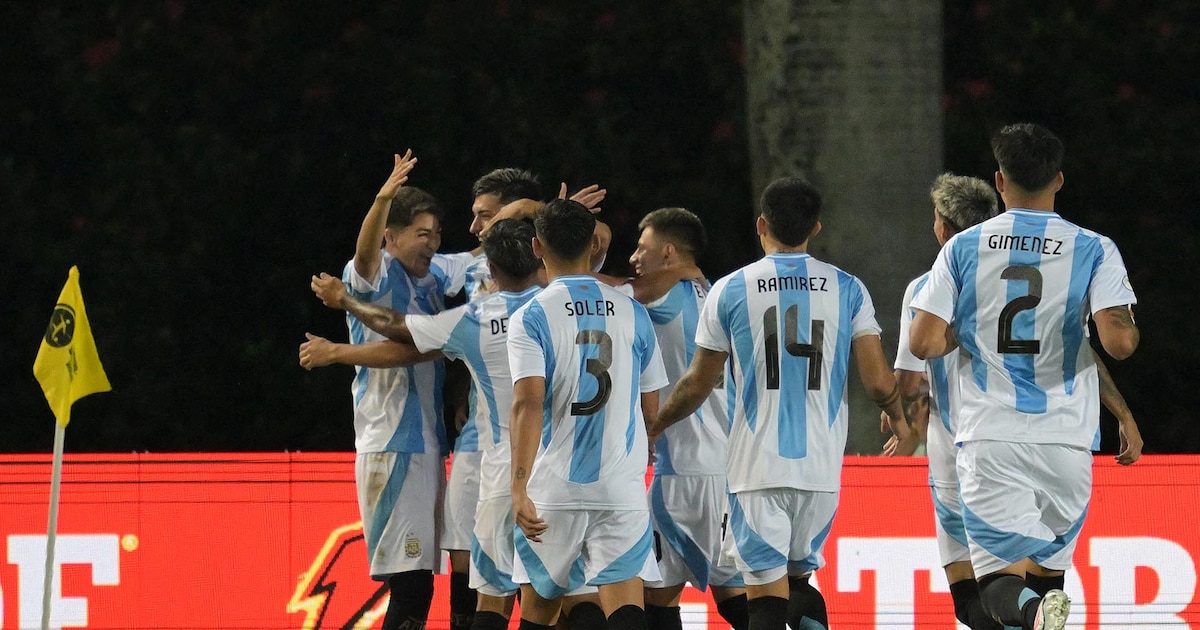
[571,329,613,415]
[764,305,824,391]
[997,265,1042,355]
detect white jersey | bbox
[343,251,464,454]
[910,209,1137,449]
[508,275,669,510]
[895,273,961,488]
[440,250,496,302]
[644,279,731,476]
[407,286,541,500]
[696,253,881,493]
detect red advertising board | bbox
[1,453,1197,629]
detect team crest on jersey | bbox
[405,535,421,558]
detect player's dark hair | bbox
[471,168,543,205]
[930,173,999,232]
[990,123,1064,193]
[482,219,539,279]
[386,187,443,228]
[759,177,821,247]
[637,207,706,260]
[534,199,595,260]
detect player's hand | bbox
[563,182,607,213]
[882,433,919,457]
[311,273,349,309]
[480,198,543,236]
[376,150,417,201]
[1116,418,1143,465]
[513,493,547,542]
[299,333,338,370]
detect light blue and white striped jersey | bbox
[696,253,881,493]
[343,251,464,455]
[406,286,541,500]
[508,275,669,510]
[440,251,496,302]
[895,273,961,488]
[910,209,1137,448]
[643,279,731,477]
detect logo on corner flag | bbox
[45,305,77,348]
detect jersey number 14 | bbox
[764,305,824,391]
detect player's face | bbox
[629,226,669,276]
[470,194,503,239]
[932,209,949,246]
[385,212,442,278]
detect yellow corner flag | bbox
[33,266,111,427]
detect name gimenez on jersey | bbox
[986,234,1065,255]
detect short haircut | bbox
[758,177,821,247]
[930,173,999,232]
[533,199,596,260]
[990,123,1064,193]
[637,207,706,260]
[482,218,539,279]
[471,168,543,205]
[386,187,443,229]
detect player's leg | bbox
[562,590,606,630]
[643,584,684,630]
[644,474,719,630]
[725,489,797,630]
[580,509,658,630]
[357,452,442,630]
[780,490,837,630]
[513,509,588,627]
[930,484,1002,630]
[444,451,484,630]
[469,497,520,630]
[710,586,749,630]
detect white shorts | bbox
[442,451,482,552]
[726,488,838,585]
[930,484,970,566]
[355,451,446,578]
[470,496,520,597]
[512,508,661,599]
[647,475,744,590]
[956,440,1092,576]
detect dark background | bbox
[2,2,1196,454]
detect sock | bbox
[950,579,1003,630]
[567,602,607,630]
[787,575,829,629]
[382,571,434,630]
[715,594,749,630]
[644,605,682,630]
[518,619,554,630]
[1025,573,1065,598]
[746,596,788,630]
[450,572,478,630]
[978,574,1040,628]
[471,611,509,630]
[607,604,647,630]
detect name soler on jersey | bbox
[987,234,1065,255]
[757,276,829,293]
[565,299,617,317]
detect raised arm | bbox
[651,347,727,442]
[298,334,442,369]
[1093,305,1139,361]
[354,151,417,281]
[852,334,914,452]
[311,273,415,344]
[1094,349,1142,465]
[510,376,548,541]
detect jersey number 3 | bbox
[764,305,824,391]
[571,329,613,415]
[998,265,1042,354]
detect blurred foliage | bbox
[1,1,1195,453]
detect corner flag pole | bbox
[42,424,67,630]
[32,266,112,630]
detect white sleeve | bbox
[344,255,383,293]
[406,309,462,356]
[909,241,959,325]
[849,276,883,339]
[507,306,547,382]
[634,304,670,392]
[894,277,926,372]
[1089,238,1138,314]
[434,251,475,298]
[695,276,732,353]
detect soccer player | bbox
[909,124,1140,630]
[310,219,542,630]
[622,207,748,630]
[337,151,471,630]
[649,177,911,630]
[507,199,668,630]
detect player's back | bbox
[932,209,1134,446]
[508,275,666,510]
[699,253,881,493]
[645,279,730,477]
